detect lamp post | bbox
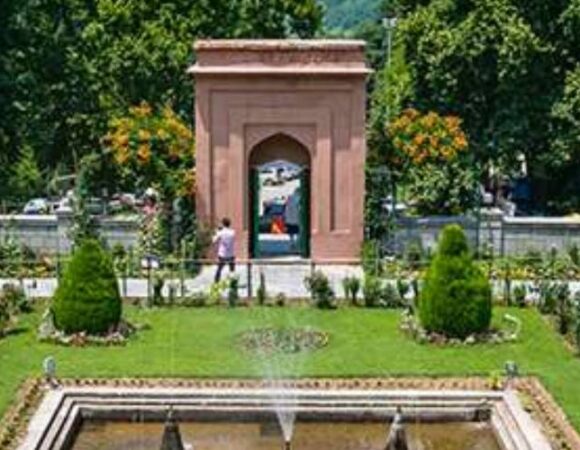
[383,17,397,250]
[382,17,398,69]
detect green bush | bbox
[363,275,382,308]
[2,283,31,314]
[419,225,492,338]
[396,279,410,303]
[512,284,527,308]
[538,281,564,315]
[361,240,382,276]
[181,292,208,307]
[569,244,580,267]
[341,276,360,306]
[304,271,335,309]
[257,272,267,306]
[0,296,10,336]
[575,292,580,354]
[379,283,403,308]
[228,276,239,308]
[52,239,122,334]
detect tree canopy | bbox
[365,0,580,214]
[0,0,323,199]
[394,0,580,212]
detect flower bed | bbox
[238,327,329,355]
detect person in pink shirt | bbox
[213,217,236,283]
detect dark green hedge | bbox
[53,239,121,334]
[419,224,492,338]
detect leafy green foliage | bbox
[512,284,527,308]
[228,276,240,308]
[363,275,382,307]
[575,291,580,354]
[549,66,580,212]
[380,282,403,308]
[53,239,122,334]
[257,272,267,306]
[0,231,23,278]
[361,240,383,275]
[8,146,43,202]
[556,284,573,335]
[0,296,10,337]
[2,283,31,314]
[396,0,580,212]
[0,282,30,336]
[0,0,322,191]
[304,271,336,309]
[419,225,492,338]
[342,276,361,305]
[70,156,100,247]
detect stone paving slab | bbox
[0,264,364,299]
[2,274,578,300]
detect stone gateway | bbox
[189,40,370,260]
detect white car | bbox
[23,198,50,215]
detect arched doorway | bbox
[248,133,311,258]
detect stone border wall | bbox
[2,210,580,256]
[0,213,139,254]
[395,210,580,256]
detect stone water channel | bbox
[20,386,552,450]
[72,420,501,450]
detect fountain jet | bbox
[160,407,185,450]
[385,407,409,450]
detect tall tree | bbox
[0,0,323,192]
[394,0,580,212]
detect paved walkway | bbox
[0,263,363,299]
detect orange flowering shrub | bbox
[103,102,195,198]
[388,108,468,167]
[387,109,476,215]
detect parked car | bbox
[108,193,140,214]
[22,198,50,215]
[263,177,285,187]
[283,169,300,181]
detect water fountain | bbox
[276,407,296,448]
[385,407,408,450]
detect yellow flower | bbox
[403,108,419,120]
[113,132,129,148]
[138,129,151,142]
[445,116,461,132]
[157,128,170,141]
[114,146,130,165]
[178,170,197,197]
[137,143,151,164]
[168,143,181,160]
[130,101,152,118]
[422,112,438,129]
[453,134,468,150]
[413,133,426,147]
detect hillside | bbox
[320,0,382,31]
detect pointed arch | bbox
[249,133,311,168]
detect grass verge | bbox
[1,305,579,429]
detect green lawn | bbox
[1,305,580,430]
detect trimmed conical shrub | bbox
[419,225,492,338]
[53,239,121,334]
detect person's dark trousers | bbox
[214,256,235,283]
